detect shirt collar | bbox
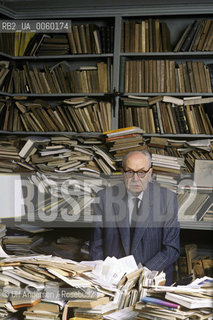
[127,190,143,201]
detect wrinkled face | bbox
[122,152,152,195]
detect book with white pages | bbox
[165,291,213,309]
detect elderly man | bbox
[89,150,180,285]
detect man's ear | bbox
[121,168,124,173]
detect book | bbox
[19,136,50,158]
[185,243,198,274]
[181,20,200,52]
[197,19,212,51]
[141,297,180,309]
[103,126,144,137]
[165,291,213,309]
[66,296,110,309]
[173,23,193,52]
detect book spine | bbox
[151,104,161,134]
[181,20,199,52]
[175,105,190,134]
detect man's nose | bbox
[132,172,139,180]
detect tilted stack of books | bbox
[104,126,146,163]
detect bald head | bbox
[122,150,152,169]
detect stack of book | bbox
[2,231,44,255]
[0,60,113,94]
[0,254,94,319]
[147,136,183,158]
[0,24,114,56]
[182,139,213,173]
[23,301,63,320]
[120,59,213,93]
[0,251,211,319]
[63,296,113,320]
[0,135,117,177]
[67,23,114,54]
[135,276,213,320]
[104,126,146,162]
[121,18,171,53]
[119,96,213,134]
[173,19,213,52]
[152,153,186,185]
[63,256,165,319]
[147,137,213,174]
[0,31,35,56]
[0,254,152,319]
[0,97,112,132]
[121,18,213,53]
[35,34,70,56]
[0,137,22,172]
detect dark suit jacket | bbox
[89,181,180,285]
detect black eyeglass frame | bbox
[123,166,152,178]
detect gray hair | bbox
[122,150,152,169]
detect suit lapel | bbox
[131,183,153,254]
[114,190,131,256]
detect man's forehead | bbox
[125,154,148,164]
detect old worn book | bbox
[189,20,205,51]
[185,243,198,274]
[197,19,212,51]
[165,291,213,309]
[198,62,208,92]
[72,25,82,53]
[181,20,200,52]
[173,23,192,52]
[93,28,102,54]
[19,136,50,158]
[104,126,144,137]
[192,62,202,92]
[27,301,60,314]
[185,105,196,134]
[23,311,60,319]
[202,21,213,51]
[67,30,77,54]
[66,296,110,309]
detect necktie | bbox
[130,197,140,240]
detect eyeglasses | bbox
[123,168,151,179]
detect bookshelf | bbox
[0,2,213,232]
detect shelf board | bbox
[1,51,212,60]
[143,133,213,138]
[0,92,110,98]
[2,217,94,228]
[1,92,212,98]
[6,53,114,60]
[0,131,212,138]
[120,51,213,58]
[4,218,213,230]
[0,130,103,137]
[122,93,213,96]
[179,221,213,230]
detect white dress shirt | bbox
[127,191,144,224]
